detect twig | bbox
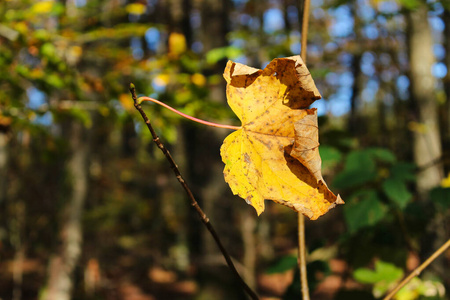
[383,238,450,300]
[129,84,259,300]
[297,214,309,300]
[298,0,311,300]
[301,0,310,63]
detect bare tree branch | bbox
[129,83,259,300]
[384,238,450,300]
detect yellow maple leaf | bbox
[221,56,343,220]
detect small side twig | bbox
[383,238,450,300]
[129,84,259,300]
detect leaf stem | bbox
[138,96,241,131]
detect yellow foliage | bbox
[221,56,343,219]
[119,93,134,111]
[441,173,450,188]
[99,106,110,117]
[408,121,427,134]
[125,3,147,15]
[154,74,170,87]
[31,1,54,14]
[168,32,187,58]
[14,22,29,35]
[69,46,83,58]
[0,115,12,128]
[191,73,206,86]
[29,68,44,79]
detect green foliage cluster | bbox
[264,138,449,299]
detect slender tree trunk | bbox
[196,0,229,256]
[12,239,25,300]
[239,209,256,289]
[442,8,450,174]
[43,121,89,300]
[348,53,362,134]
[407,6,447,279]
[348,4,364,137]
[406,5,444,198]
[0,132,7,204]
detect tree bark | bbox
[43,121,89,300]
[406,5,444,198]
[239,209,256,289]
[348,53,362,135]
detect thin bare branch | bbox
[383,238,450,300]
[129,83,259,300]
[301,0,310,63]
[298,0,311,299]
[297,214,309,300]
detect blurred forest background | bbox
[1,0,450,299]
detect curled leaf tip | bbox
[129,83,135,89]
[335,195,344,205]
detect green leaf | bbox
[33,29,52,41]
[354,260,403,283]
[206,46,242,65]
[382,179,412,209]
[67,108,92,128]
[354,261,403,298]
[265,255,297,274]
[50,2,65,16]
[430,187,450,209]
[41,43,56,58]
[206,48,226,65]
[390,162,416,182]
[319,146,342,170]
[332,150,378,189]
[398,0,421,10]
[45,73,64,88]
[367,147,396,164]
[332,169,377,190]
[15,64,29,76]
[343,190,386,233]
[345,151,376,171]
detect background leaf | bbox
[343,190,386,233]
[382,178,412,209]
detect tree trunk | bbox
[442,8,450,174]
[348,53,362,135]
[43,121,89,300]
[0,132,7,204]
[406,5,443,198]
[239,209,256,289]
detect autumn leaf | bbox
[221,56,343,220]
